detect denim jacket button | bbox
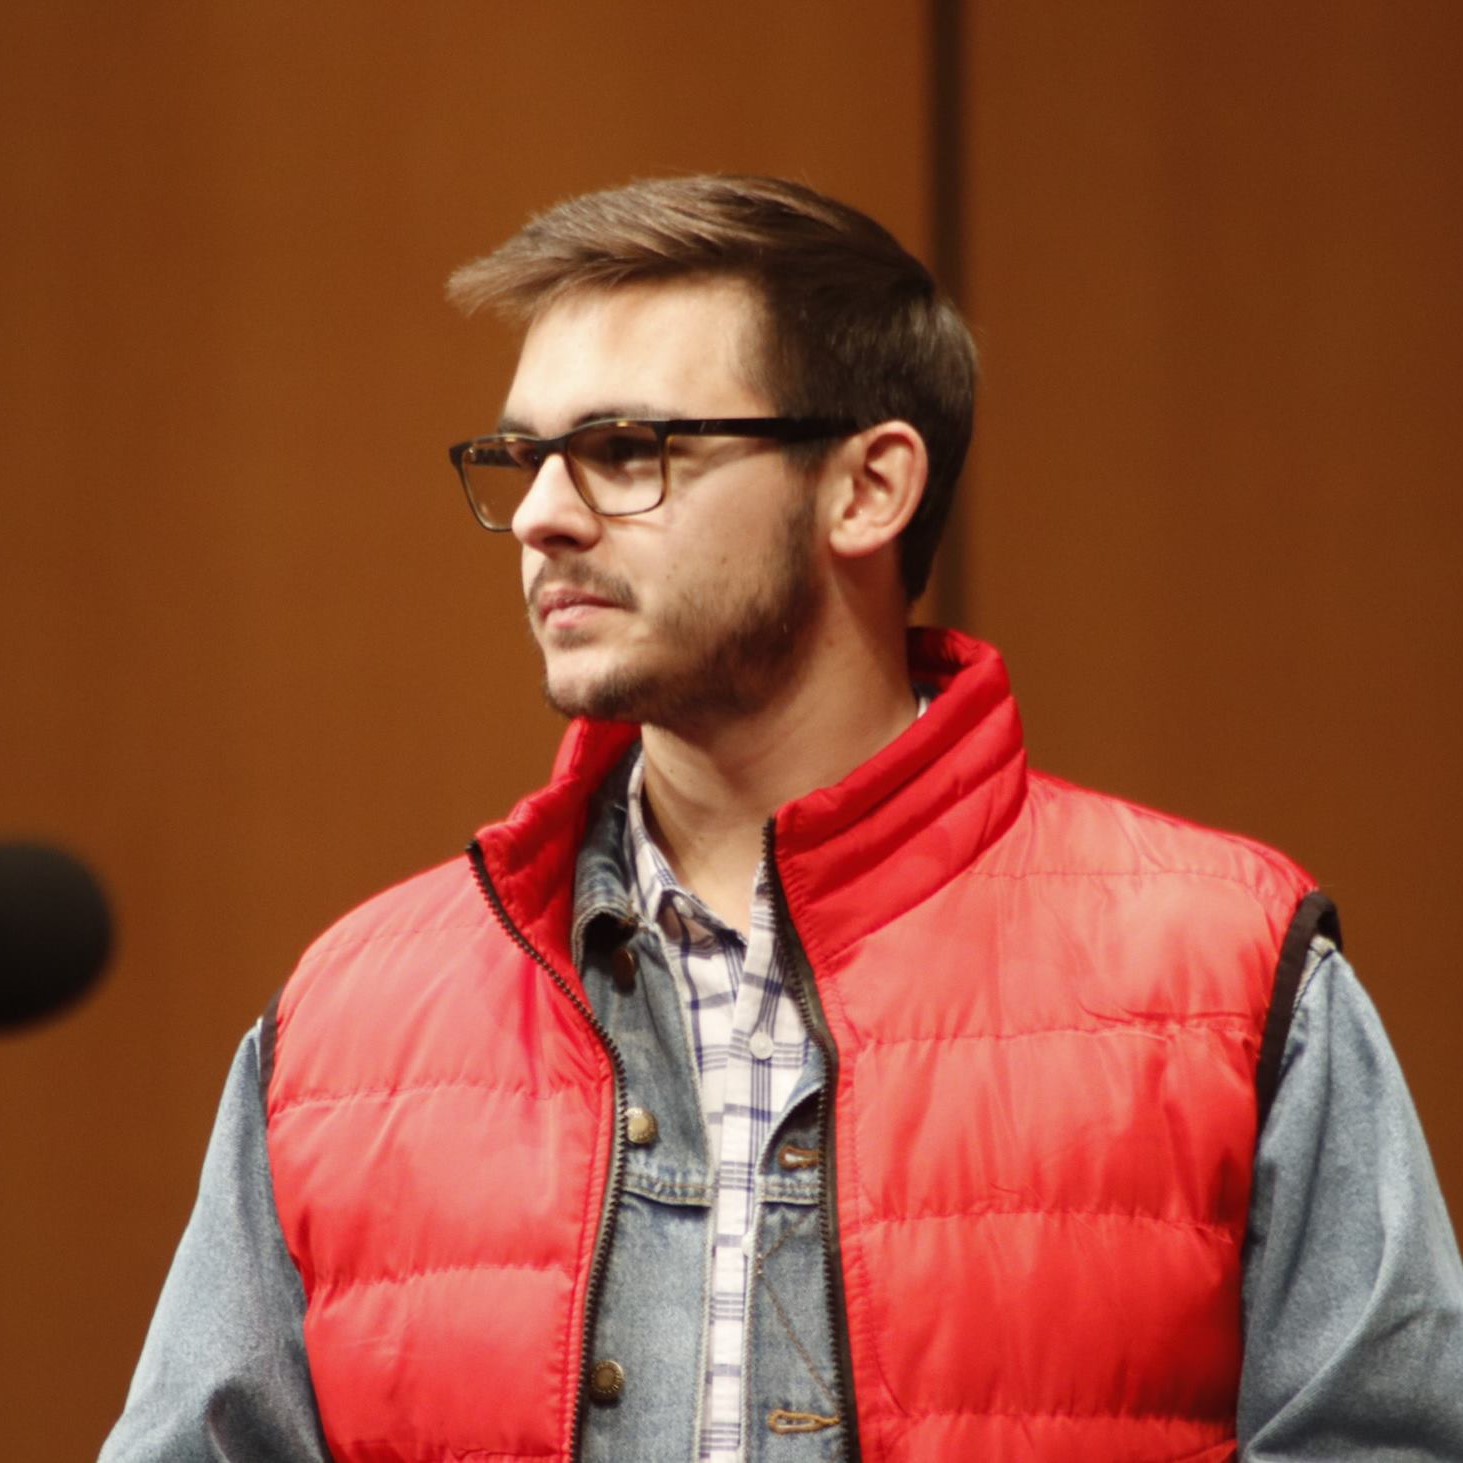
[588,1358,626,1404]
[626,1106,659,1146]
[777,1143,821,1171]
[611,944,638,992]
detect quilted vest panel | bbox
[776,769,1315,1462]
[266,854,617,1462]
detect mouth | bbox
[533,586,626,630]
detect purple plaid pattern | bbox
[624,698,927,1459]
[625,754,809,1462]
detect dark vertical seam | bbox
[1255,891,1343,1129]
[931,0,973,632]
[259,986,283,1101]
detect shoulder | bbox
[1014,770,1317,916]
[273,850,509,1052]
[977,773,1323,1019]
[295,853,487,967]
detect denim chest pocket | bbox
[739,1093,846,1460]
[576,879,843,1458]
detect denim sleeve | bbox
[98,1025,330,1463]
[1239,945,1463,1459]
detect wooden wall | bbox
[964,0,1462,1254]
[0,4,1456,1457]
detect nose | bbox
[511,450,602,553]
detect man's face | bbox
[504,280,825,730]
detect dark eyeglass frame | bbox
[448,415,858,531]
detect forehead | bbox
[504,279,769,429]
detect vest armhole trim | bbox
[1255,890,1342,1131]
[259,985,284,1108]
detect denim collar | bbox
[570,745,641,971]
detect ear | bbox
[824,421,929,563]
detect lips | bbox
[536,588,618,615]
[533,585,628,631]
[527,562,635,634]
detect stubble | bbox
[534,490,821,732]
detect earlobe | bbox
[826,422,929,563]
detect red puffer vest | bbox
[266,629,1316,1462]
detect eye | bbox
[619,438,658,464]
[574,424,662,476]
[502,438,547,472]
[604,431,660,465]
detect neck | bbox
[640,615,915,936]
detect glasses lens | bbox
[568,423,664,516]
[460,438,541,530]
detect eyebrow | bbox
[494,404,682,436]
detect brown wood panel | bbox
[0,3,932,1456]
[961,3,1463,1218]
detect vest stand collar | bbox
[477,628,1028,975]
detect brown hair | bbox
[447,174,975,601]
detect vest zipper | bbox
[467,840,628,1462]
[763,823,863,1463]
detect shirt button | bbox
[741,1231,756,1257]
[625,1107,659,1146]
[610,944,638,992]
[588,1358,626,1404]
[748,1031,775,1061]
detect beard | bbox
[531,491,822,732]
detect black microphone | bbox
[0,843,113,1031]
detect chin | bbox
[542,654,656,724]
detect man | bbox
[103,176,1463,1462]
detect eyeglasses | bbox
[448,416,857,532]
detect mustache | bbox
[527,562,637,613]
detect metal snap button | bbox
[625,1107,659,1146]
[588,1358,626,1403]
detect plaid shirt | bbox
[624,752,811,1462]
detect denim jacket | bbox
[572,760,845,1461]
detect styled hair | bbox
[447,174,975,601]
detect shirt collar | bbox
[623,749,736,938]
[620,692,934,939]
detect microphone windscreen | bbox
[0,843,113,1031]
